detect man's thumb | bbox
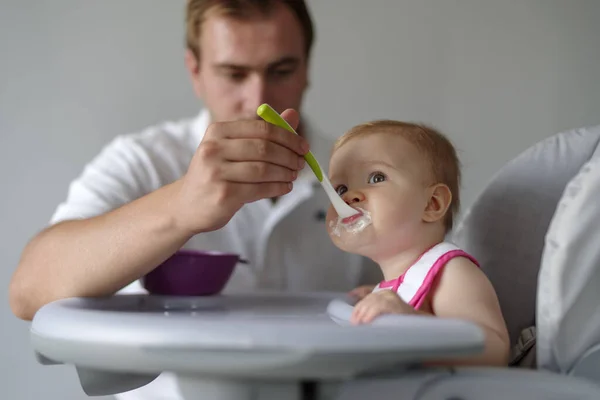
[280,108,300,131]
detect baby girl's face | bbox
[326,132,433,259]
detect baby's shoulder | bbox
[434,255,494,300]
[440,255,482,281]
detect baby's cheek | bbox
[325,207,336,224]
[325,208,341,239]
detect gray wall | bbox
[1,0,599,399]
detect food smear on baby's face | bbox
[328,207,372,237]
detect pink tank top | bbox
[372,242,479,310]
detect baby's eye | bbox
[335,185,348,196]
[368,172,386,184]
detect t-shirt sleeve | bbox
[50,135,160,225]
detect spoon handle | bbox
[256,104,323,182]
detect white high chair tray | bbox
[31,292,484,380]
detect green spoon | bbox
[257,104,359,219]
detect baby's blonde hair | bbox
[333,120,461,232]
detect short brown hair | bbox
[186,0,315,61]
[334,120,461,232]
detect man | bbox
[10,0,379,398]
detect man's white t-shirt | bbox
[50,109,380,399]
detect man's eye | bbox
[335,185,348,196]
[273,69,293,77]
[268,69,295,82]
[368,172,386,184]
[223,71,247,82]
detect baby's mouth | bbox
[341,210,364,225]
[329,206,372,237]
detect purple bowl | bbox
[142,249,239,296]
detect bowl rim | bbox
[173,249,240,258]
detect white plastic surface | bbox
[30,292,600,400]
[31,292,484,380]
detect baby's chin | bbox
[331,236,380,260]
[327,223,378,257]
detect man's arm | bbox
[10,110,308,321]
[9,180,192,321]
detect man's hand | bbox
[173,109,308,234]
[351,290,415,324]
[348,284,376,301]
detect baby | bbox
[325,120,510,366]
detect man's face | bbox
[186,3,309,122]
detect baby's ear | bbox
[423,183,452,223]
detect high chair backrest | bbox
[537,148,600,376]
[451,125,600,348]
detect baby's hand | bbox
[351,290,415,324]
[348,284,376,301]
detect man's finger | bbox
[210,120,309,156]
[220,161,297,183]
[221,139,305,171]
[236,181,294,204]
[280,108,300,131]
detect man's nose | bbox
[342,190,365,205]
[245,75,269,111]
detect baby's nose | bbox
[342,190,364,205]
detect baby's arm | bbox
[428,257,510,367]
[348,284,376,300]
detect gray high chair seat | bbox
[451,124,600,375]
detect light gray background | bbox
[1,1,599,399]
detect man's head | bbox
[184,0,314,122]
[326,120,461,259]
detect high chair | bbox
[29,125,600,399]
[450,123,600,380]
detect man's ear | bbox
[423,183,452,223]
[184,48,204,99]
